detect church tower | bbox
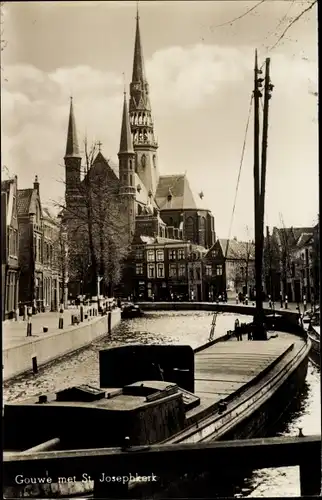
[118,92,136,240]
[64,97,82,207]
[129,7,159,196]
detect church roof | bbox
[155,174,209,211]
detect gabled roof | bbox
[155,174,209,211]
[208,238,255,260]
[17,189,34,216]
[273,227,314,248]
[83,152,120,188]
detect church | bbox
[64,10,215,297]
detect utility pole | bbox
[253,50,265,339]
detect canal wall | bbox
[3,310,121,382]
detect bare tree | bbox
[57,140,132,300]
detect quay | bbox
[3,306,121,382]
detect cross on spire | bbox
[97,141,102,152]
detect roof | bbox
[274,227,314,248]
[65,97,81,158]
[155,174,209,211]
[17,189,34,216]
[119,93,134,154]
[217,238,255,260]
[1,179,14,193]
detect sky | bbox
[1,0,318,240]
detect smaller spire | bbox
[119,92,134,155]
[65,96,81,158]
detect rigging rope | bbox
[224,94,254,259]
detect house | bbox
[17,176,63,313]
[203,238,255,300]
[1,176,20,319]
[129,234,207,301]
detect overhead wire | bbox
[224,93,254,260]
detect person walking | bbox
[280,291,283,309]
[285,295,288,309]
[303,294,307,313]
[268,295,272,309]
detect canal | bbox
[3,311,321,497]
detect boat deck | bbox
[185,335,304,422]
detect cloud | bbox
[1,42,318,235]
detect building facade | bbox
[203,238,256,300]
[1,176,20,319]
[17,176,63,313]
[63,9,216,298]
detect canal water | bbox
[3,311,321,497]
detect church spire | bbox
[132,4,146,83]
[119,92,134,154]
[65,97,81,158]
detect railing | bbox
[4,435,321,497]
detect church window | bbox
[196,267,201,280]
[199,217,206,247]
[153,155,157,168]
[129,160,132,170]
[130,174,133,185]
[185,217,194,242]
[141,155,146,168]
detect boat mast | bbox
[253,53,273,340]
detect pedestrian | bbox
[268,295,272,309]
[285,295,288,309]
[280,291,283,309]
[303,294,307,312]
[245,294,248,305]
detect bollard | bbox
[32,356,38,374]
[26,307,32,336]
[23,305,27,321]
[58,308,64,329]
[108,311,112,334]
[80,305,84,322]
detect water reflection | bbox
[3,311,321,497]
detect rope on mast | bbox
[224,94,254,260]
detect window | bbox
[169,249,176,260]
[169,264,177,278]
[147,250,155,262]
[189,268,194,280]
[216,265,223,276]
[12,196,17,218]
[178,264,186,277]
[178,249,185,260]
[156,250,164,261]
[136,250,144,260]
[185,217,194,242]
[206,265,212,276]
[157,263,164,278]
[196,267,201,280]
[148,264,155,278]
[136,263,143,275]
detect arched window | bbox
[153,155,157,168]
[141,155,146,168]
[199,217,206,247]
[185,217,195,242]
